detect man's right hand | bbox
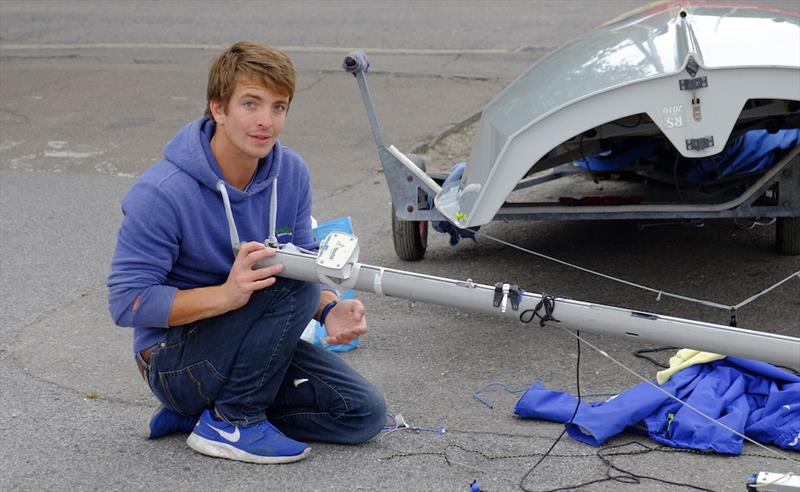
[221,241,284,310]
[168,242,284,326]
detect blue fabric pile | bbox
[514,356,800,454]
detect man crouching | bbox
[108,41,385,463]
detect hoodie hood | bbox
[163,116,282,201]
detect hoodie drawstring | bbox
[216,179,278,257]
[216,180,240,256]
[269,179,278,246]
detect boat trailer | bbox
[343,2,800,260]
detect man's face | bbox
[210,79,289,164]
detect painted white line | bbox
[45,150,102,159]
[0,43,510,55]
[47,141,67,150]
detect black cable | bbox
[515,330,716,492]
[611,114,645,129]
[633,346,677,369]
[379,432,787,491]
[518,330,582,491]
[673,152,684,200]
[379,440,788,463]
[598,442,717,492]
[519,295,559,327]
[380,439,779,491]
[517,426,718,492]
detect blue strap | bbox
[319,301,338,326]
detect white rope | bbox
[216,180,240,255]
[476,231,799,313]
[557,326,799,464]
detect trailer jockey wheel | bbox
[775,217,800,255]
[391,154,429,261]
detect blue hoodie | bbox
[108,117,317,352]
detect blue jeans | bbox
[143,278,386,444]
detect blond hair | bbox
[205,41,296,118]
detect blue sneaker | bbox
[148,405,198,439]
[186,409,310,464]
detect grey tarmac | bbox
[1,2,798,491]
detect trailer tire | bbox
[392,206,428,260]
[775,217,800,255]
[391,154,428,261]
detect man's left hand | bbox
[323,299,367,345]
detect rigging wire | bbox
[734,270,800,309]
[475,230,800,314]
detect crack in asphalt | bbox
[316,68,507,84]
[296,73,325,94]
[4,283,151,408]
[0,107,31,124]
[0,54,81,61]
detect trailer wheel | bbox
[392,206,428,260]
[391,154,428,261]
[776,217,800,255]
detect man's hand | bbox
[323,299,367,345]
[221,241,283,311]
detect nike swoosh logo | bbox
[293,378,309,387]
[208,424,240,443]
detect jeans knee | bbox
[344,385,386,444]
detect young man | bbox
[108,41,386,464]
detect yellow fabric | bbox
[656,349,726,385]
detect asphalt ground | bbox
[1,1,799,491]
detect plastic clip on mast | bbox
[258,233,799,369]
